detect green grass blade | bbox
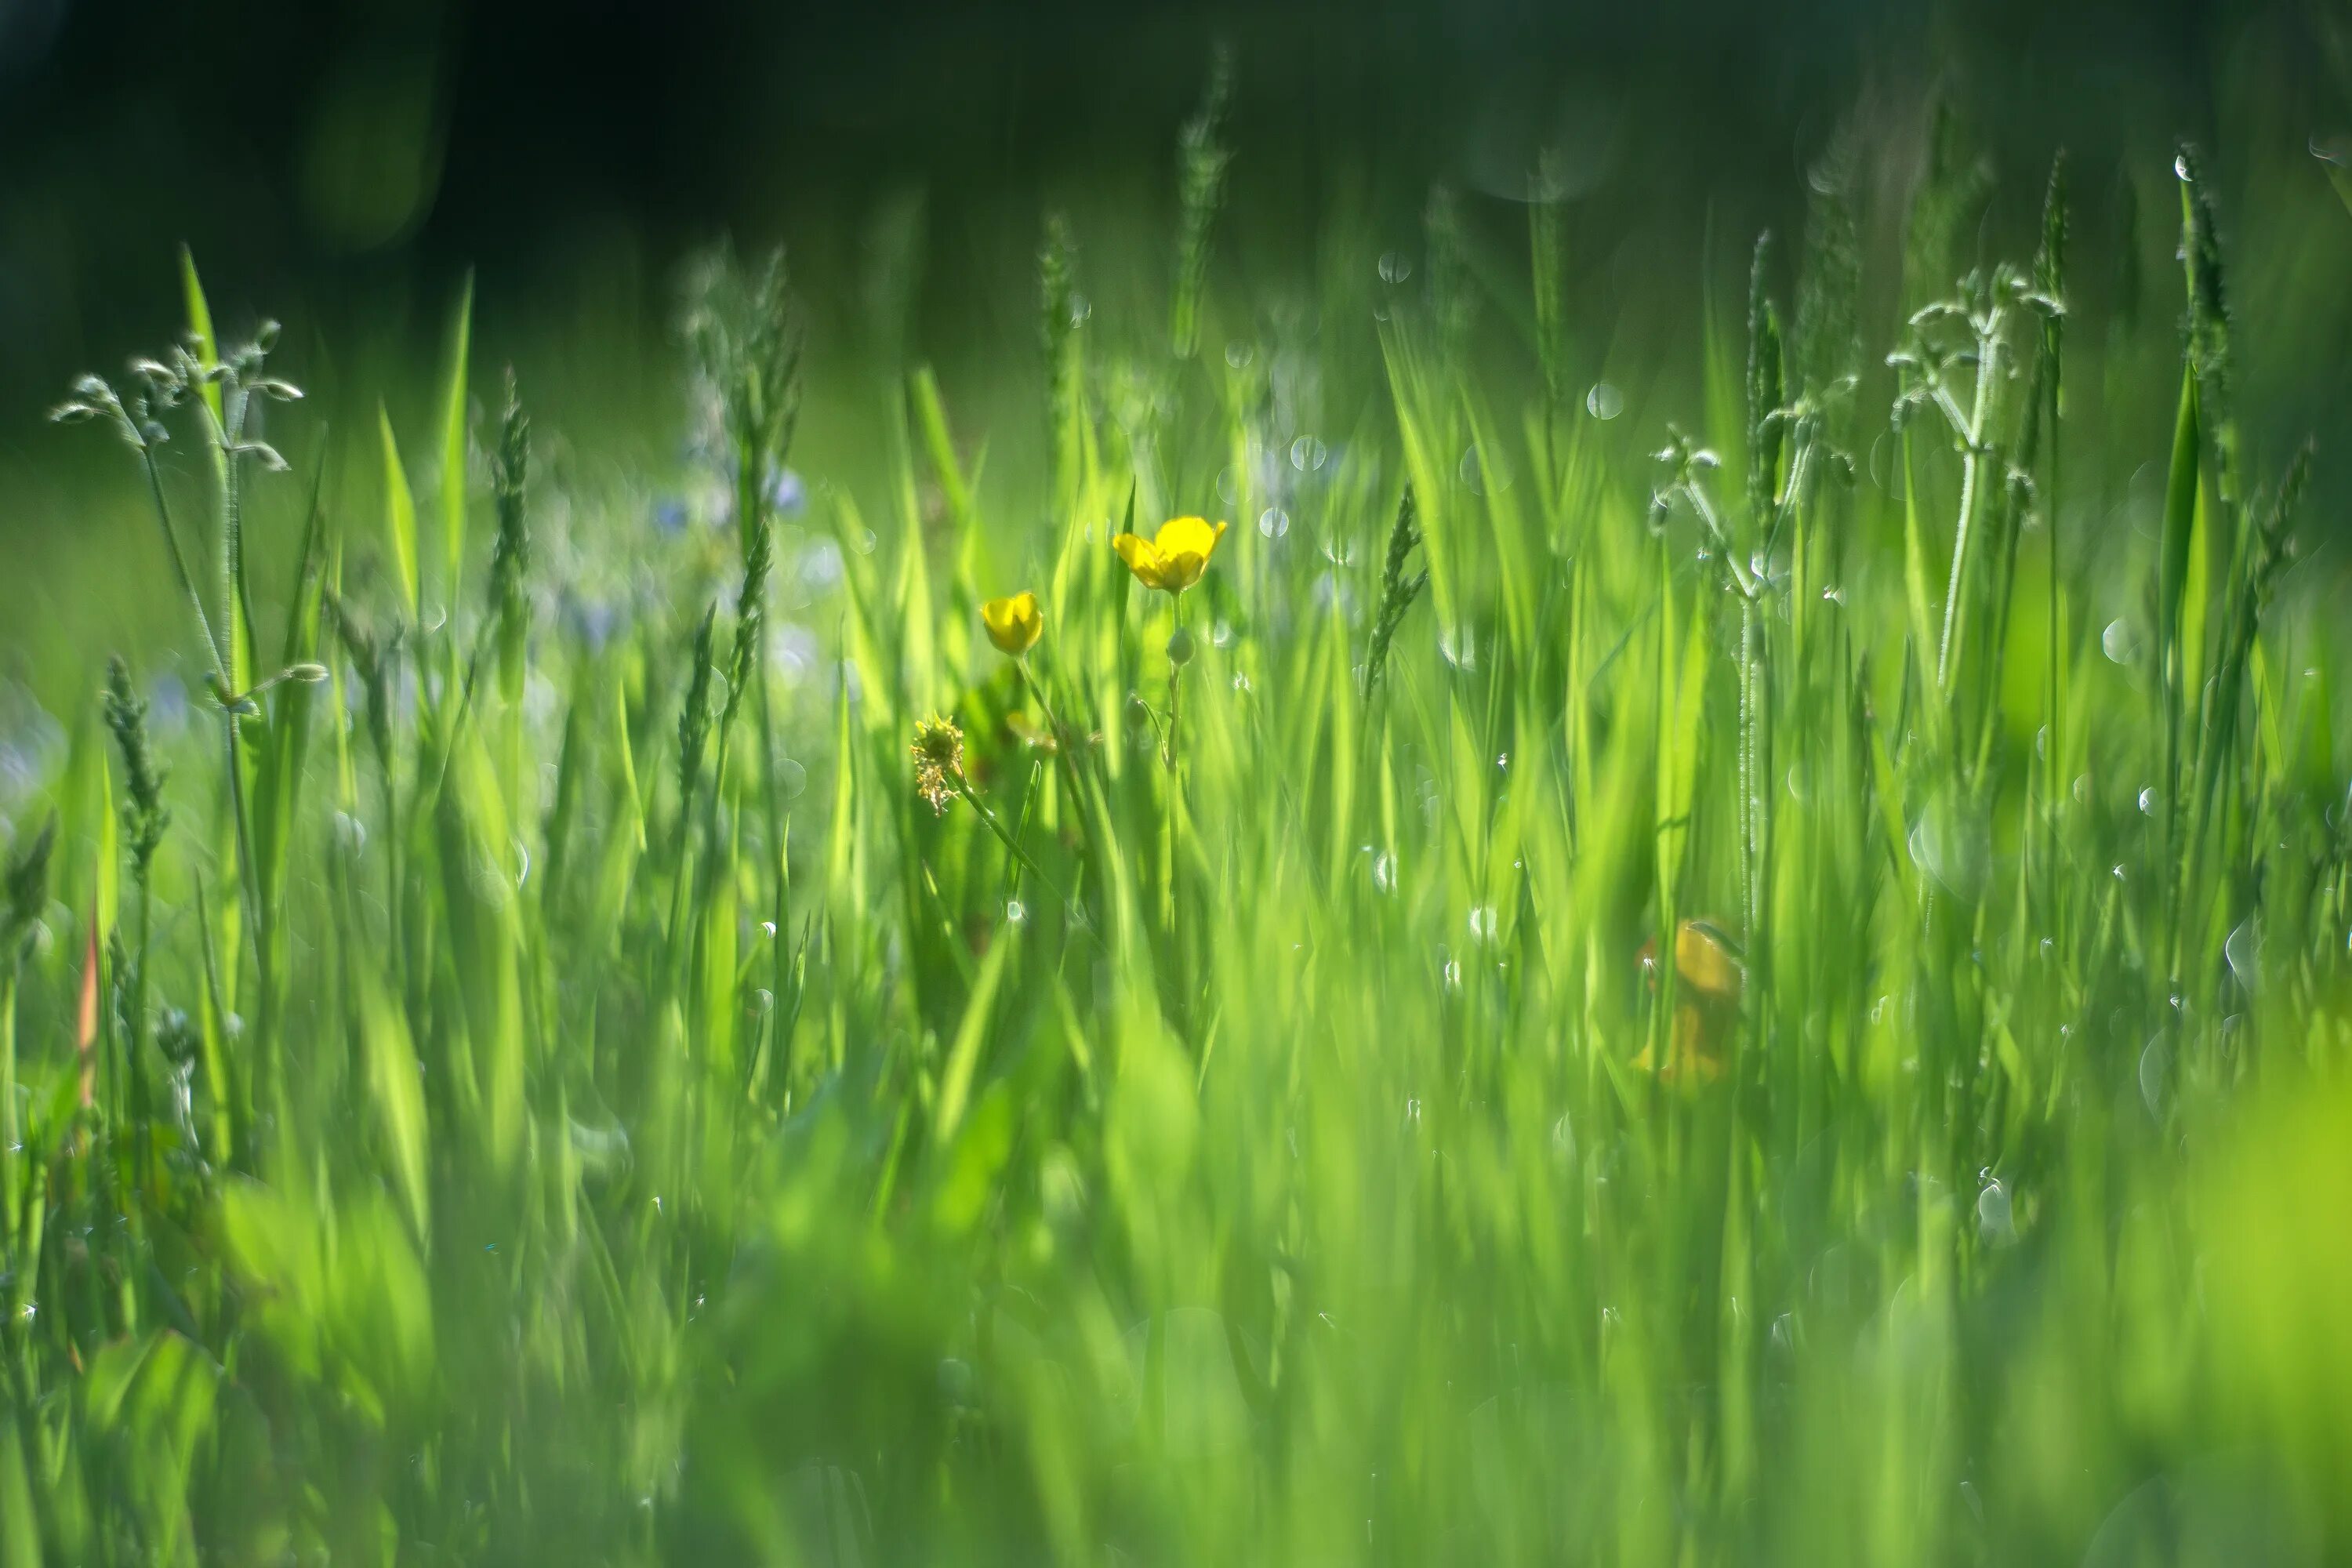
[379,401,421,625]
[440,271,474,607]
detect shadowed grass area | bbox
[3,74,2352,1567]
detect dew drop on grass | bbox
[1907,820,1935,879]
[2225,917,2259,988]
[798,541,844,590]
[1584,382,1624,420]
[1224,340,1254,369]
[777,757,808,798]
[1259,506,1290,539]
[1467,904,1497,942]
[1377,251,1412,285]
[1290,436,1327,472]
[1005,898,1028,926]
[1976,1178,2015,1246]
[2138,1034,2170,1114]
[1458,444,1487,495]
[1217,466,1241,505]
[2139,787,2158,815]
[2102,619,2137,664]
[1372,851,1397,893]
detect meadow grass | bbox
[3,89,2352,1567]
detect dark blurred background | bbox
[2,0,2348,695]
[1,0,2339,384]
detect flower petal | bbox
[1154,516,1227,563]
[982,590,1044,655]
[1113,532,1170,590]
[1674,920,1744,1002]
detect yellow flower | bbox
[1632,919,1744,1087]
[981,590,1044,655]
[1112,516,1229,593]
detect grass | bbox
[3,79,2352,1567]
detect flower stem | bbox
[1164,645,1185,773]
[1014,660,1069,750]
[954,777,1076,911]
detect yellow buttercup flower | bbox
[981,590,1044,655]
[1112,516,1229,593]
[1632,919,1744,1087]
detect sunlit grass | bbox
[3,82,2351,1567]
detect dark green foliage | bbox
[1425,183,1477,361]
[677,600,720,805]
[1745,233,1787,527]
[1169,44,1233,360]
[1794,125,1862,403]
[2,815,53,955]
[488,368,532,699]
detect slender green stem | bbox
[1,972,16,1260]
[756,658,796,1093]
[129,880,154,1195]
[1014,659,1071,754]
[1164,655,1185,774]
[1936,307,2005,697]
[954,776,1077,913]
[136,446,230,685]
[220,711,275,1152]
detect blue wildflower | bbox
[768,466,807,517]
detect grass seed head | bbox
[911,716,967,815]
